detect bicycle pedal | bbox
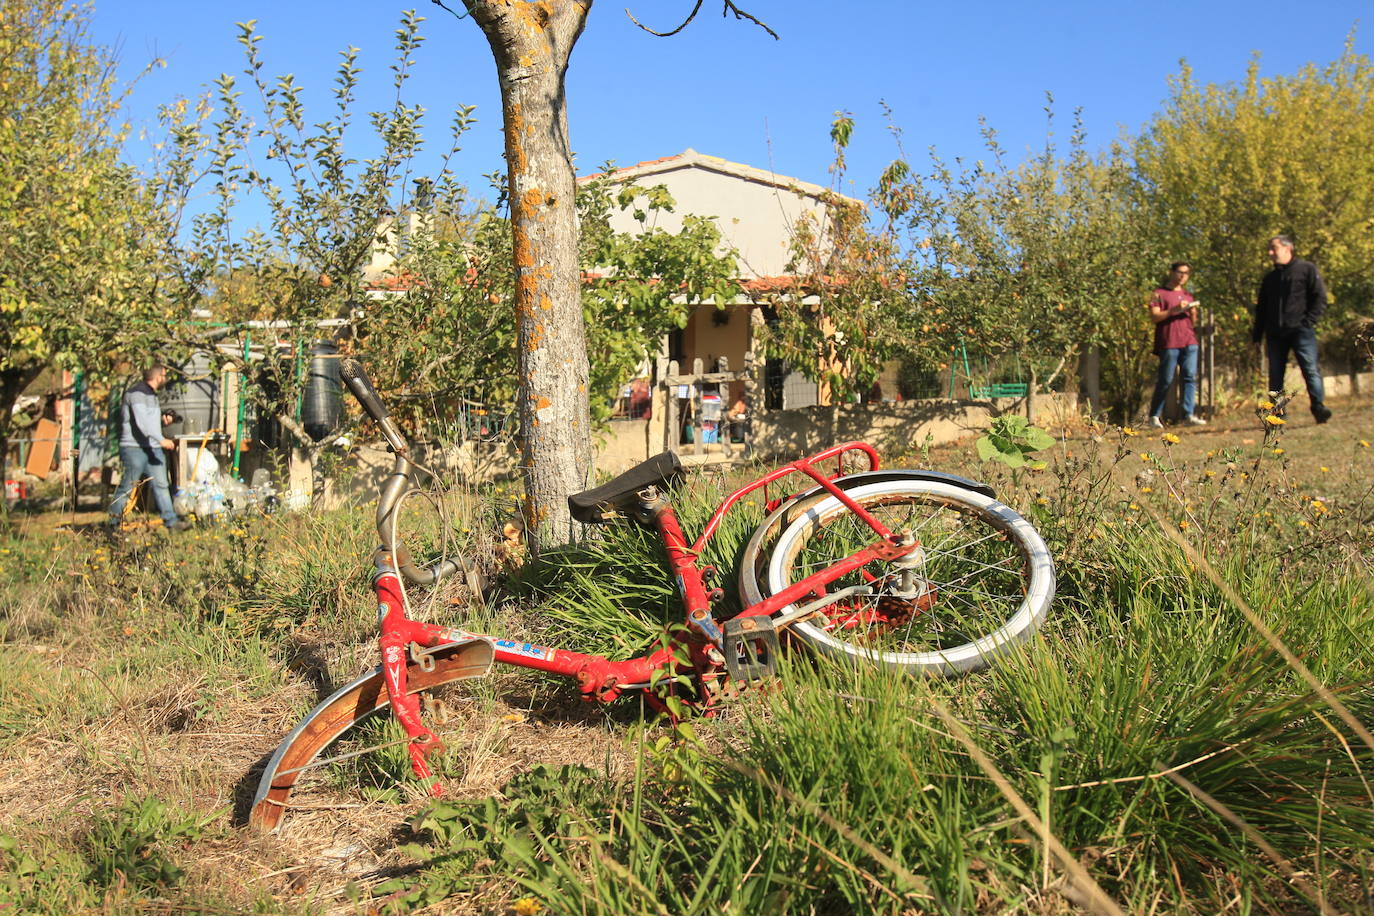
[722,616,780,684]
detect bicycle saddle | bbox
[568,451,684,523]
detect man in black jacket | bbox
[1253,235,1332,424]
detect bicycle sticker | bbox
[493,638,553,661]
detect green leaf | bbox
[1024,427,1056,450]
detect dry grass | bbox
[2,393,1371,912]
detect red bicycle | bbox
[249,360,1055,832]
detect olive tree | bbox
[892,105,1155,418]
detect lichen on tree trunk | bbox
[466,0,594,554]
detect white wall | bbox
[599,157,835,279]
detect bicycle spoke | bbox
[775,488,1039,657]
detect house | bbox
[582,149,865,413]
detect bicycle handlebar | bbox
[341,357,469,588]
[340,358,408,455]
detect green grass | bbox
[2,422,1372,913]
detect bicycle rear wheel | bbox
[759,480,1053,675]
[249,638,493,833]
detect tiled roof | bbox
[578,148,858,206]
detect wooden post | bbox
[665,360,680,456]
[691,358,704,457]
[650,356,668,457]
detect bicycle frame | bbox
[370,439,916,792]
[257,360,927,816]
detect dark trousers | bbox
[1265,326,1325,407]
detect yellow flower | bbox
[1129,503,1140,511]
[513,899,543,916]
[1139,453,1151,462]
[1139,487,1153,493]
[1204,470,1216,478]
[1121,426,1139,437]
[1163,433,1180,445]
[1258,399,1274,410]
[1360,440,1370,448]
[1036,497,1049,506]
[1320,466,1329,473]
[1178,520,1190,530]
[1264,415,1285,426]
[1272,448,1284,456]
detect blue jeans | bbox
[1265,326,1325,407]
[108,445,178,526]
[1149,344,1198,419]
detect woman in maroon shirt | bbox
[1146,262,1205,427]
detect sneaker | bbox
[1184,415,1207,426]
[1148,416,1164,428]
[1313,404,1333,424]
[166,519,193,532]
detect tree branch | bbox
[431,0,469,19]
[721,1,778,39]
[625,1,778,40]
[625,0,702,37]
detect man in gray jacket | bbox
[108,364,188,530]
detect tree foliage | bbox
[369,174,740,432]
[0,0,166,479]
[760,114,907,403]
[902,107,1152,397]
[579,175,740,418]
[1136,36,1374,346]
[155,11,478,459]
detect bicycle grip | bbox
[340,358,389,423]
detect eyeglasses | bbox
[1174,268,1191,275]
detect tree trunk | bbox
[1080,346,1101,417]
[467,0,593,554]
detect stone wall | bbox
[320,394,1071,507]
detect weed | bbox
[83,794,204,892]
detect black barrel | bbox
[162,352,219,437]
[302,341,342,441]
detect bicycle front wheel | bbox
[764,480,1054,675]
[249,638,493,833]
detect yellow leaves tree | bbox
[0,0,165,487]
[1135,35,1374,355]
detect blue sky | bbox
[90,1,1366,214]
